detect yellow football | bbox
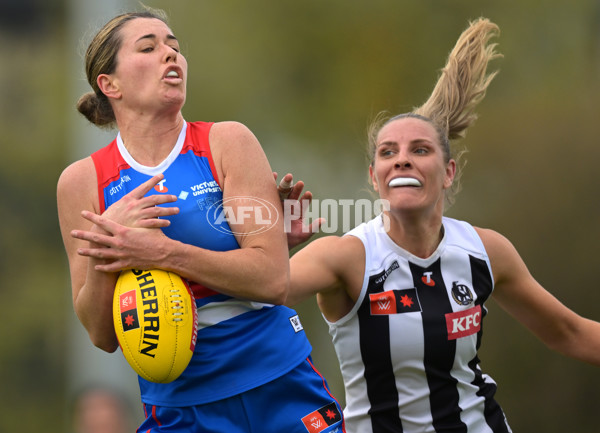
[113,269,198,383]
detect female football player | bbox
[57,8,344,433]
[281,18,600,433]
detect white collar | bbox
[116,121,188,175]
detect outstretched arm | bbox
[480,227,600,366]
[288,234,364,322]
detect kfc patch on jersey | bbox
[370,288,422,315]
[445,305,482,340]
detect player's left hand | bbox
[273,172,324,249]
[102,174,179,229]
[71,210,170,272]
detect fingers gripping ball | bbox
[113,269,198,383]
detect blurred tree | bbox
[0,0,61,34]
[0,2,69,433]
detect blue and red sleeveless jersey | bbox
[92,121,311,406]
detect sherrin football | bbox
[113,269,198,383]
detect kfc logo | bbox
[445,305,481,340]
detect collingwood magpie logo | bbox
[451,281,474,306]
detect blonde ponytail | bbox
[366,18,501,206]
[415,18,501,141]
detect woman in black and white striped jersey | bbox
[281,17,600,433]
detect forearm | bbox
[73,261,119,352]
[160,237,289,304]
[549,315,600,366]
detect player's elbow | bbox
[88,330,120,353]
[75,304,119,352]
[543,314,589,359]
[264,270,290,305]
[95,340,120,353]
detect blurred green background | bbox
[1,0,599,431]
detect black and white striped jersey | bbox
[327,216,512,433]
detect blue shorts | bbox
[137,357,345,433]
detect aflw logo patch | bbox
[369,288,422,315]
[119,290,140,332]
[445,305,481,340]
[301,402,342,433]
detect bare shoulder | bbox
[57,157,100,235]
[319,235,365,318]
[209,121,258,149]
[474,226,518,259]
[302,234,365,291]
[56,157,100,267]
[474,226,512,255]
[57,157,97,208]
[474,226,529,286]
[292,234,365,320]
[305,234,364,261]
[208,121,265,182]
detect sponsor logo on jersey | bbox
[370,288,422,315]
[154,178,168,193]
[421,271,435,287]
[190,180,221,197]
[445,305,481,340]
[374,260,399,285]
[451,281,474,306]
[119,290,140,332]
[301,402,342,433]
[108,175,132,197]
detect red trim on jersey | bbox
[306,357,347,433]
[142,404,163,432]
[90,122,219,213]
[188,280,220,299]
[91,140,130,214]
[183,122,221,188]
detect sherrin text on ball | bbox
[113,268,198,383]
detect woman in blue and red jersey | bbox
[57,8,344,433]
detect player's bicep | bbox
[288,235,363,310]
[57,159,98,301]
[480,228,576,346]
[288,239,341,306]
[213,122,285,252]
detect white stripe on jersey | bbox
[196,299,273,330]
